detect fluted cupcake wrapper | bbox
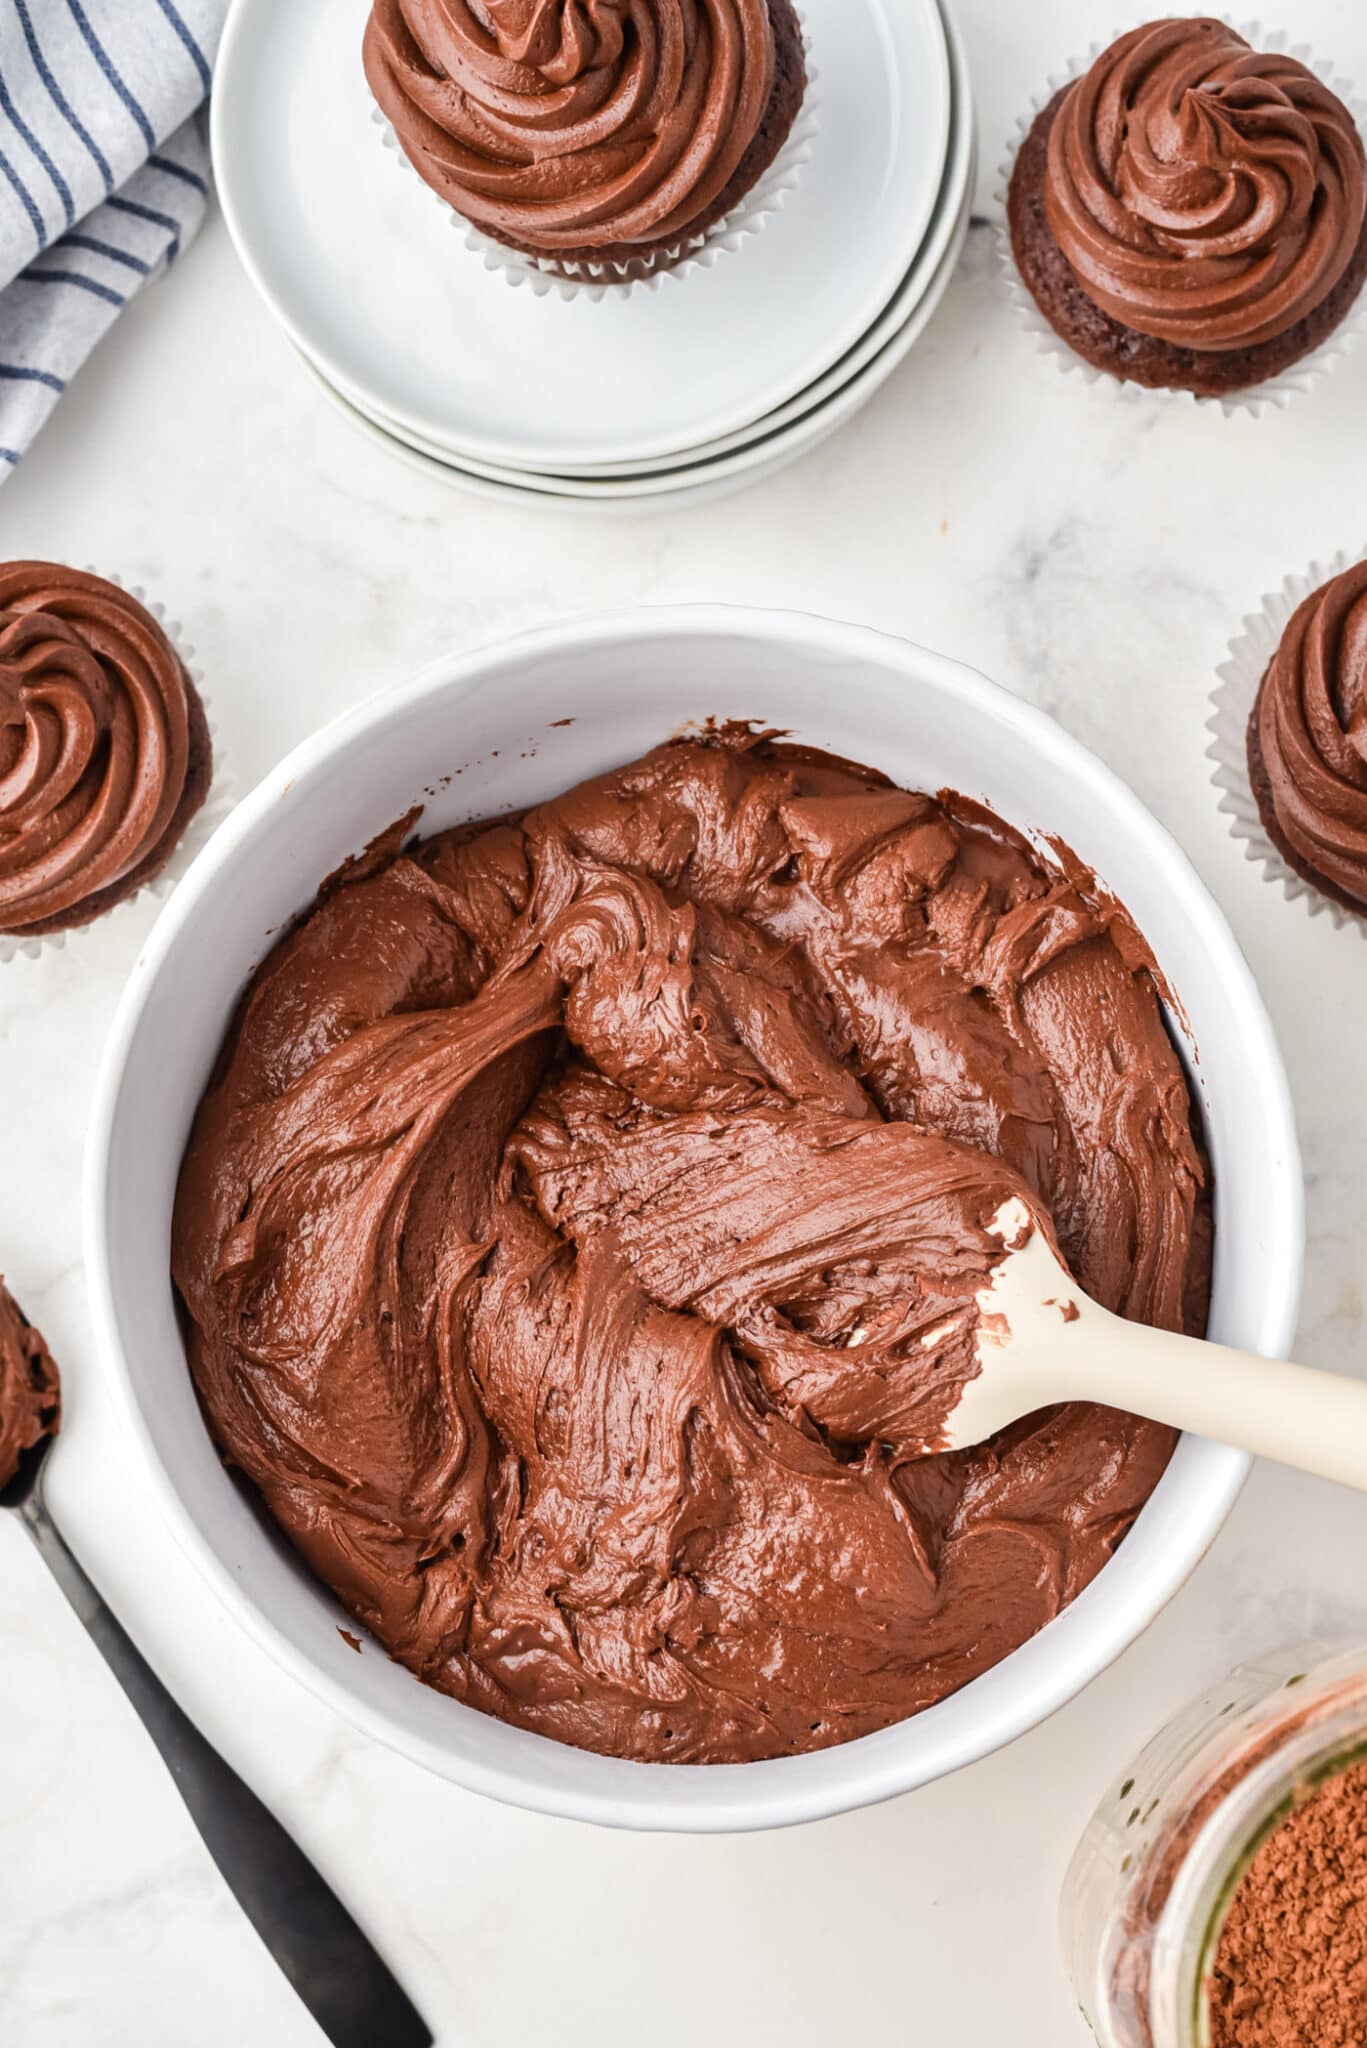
[994,19,1367,417]
[0,571,232,966]
[1207,549,1367,937]
[373,24,818,304]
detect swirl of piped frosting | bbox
[0,563,204,935]
[362,0,783,255]
[1044,18,1367,350]
[1252,560,1367,907]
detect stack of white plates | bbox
[213,0,976,510]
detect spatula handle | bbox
[1060,1316,1367,1494]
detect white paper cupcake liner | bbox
[375,25,818,304]
[0,571,232,966]
[1208,548,1367,936]
[995,20,1367,417]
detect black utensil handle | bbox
[21,1494,433,2048]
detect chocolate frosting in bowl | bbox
[1044,18,1367,352]
[0,563,210,938]
[0,1278,60,1491]
[1249,559,1367,911]
[362,0,799,260]
[173,729,1210,1765]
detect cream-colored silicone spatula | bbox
[932,1198,1367,1489]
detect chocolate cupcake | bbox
[363,0,810,283]
[1006,19,1367,398]
[0,563,213,944]
[1245,560,1367,918]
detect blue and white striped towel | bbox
[0,1,227,477]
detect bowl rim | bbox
[83,604,1303,1831]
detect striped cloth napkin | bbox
[0,1,227,476]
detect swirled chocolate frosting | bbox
[0,563,211,938]
[173,730,1210,1764]
[362,0,803,259]
[1045,19,1367,350]
[1249,560,1367,911]
[0,1278,60,1492]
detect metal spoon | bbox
[2,1434,433,2048]
[926,1196,1367,1489]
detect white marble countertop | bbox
[3,4,1367,2042]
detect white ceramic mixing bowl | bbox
[85,608,1303,1832]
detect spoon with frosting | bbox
[919,1200,1367,1488]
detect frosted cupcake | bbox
[362,0,808,279]
[1007,18,1367,397]
[0,563,212,942]
[1245,559,1367,919]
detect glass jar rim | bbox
[1149,1659,1367,2048]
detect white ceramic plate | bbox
[301,152,974,506]
[303,344,819,512]
[212,0,950,470]
[304,366,811,515]
[355,0,975,483]
[86,609,1302,1832]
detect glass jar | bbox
[1060,1641,1367,2047]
